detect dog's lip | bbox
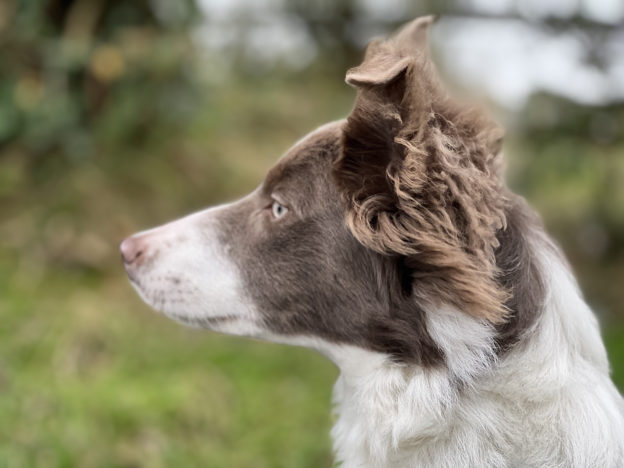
[201,315,237,323]
[125,270,139,284]
[166,312,239,329]
[121,260,140,284]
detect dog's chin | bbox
[127,278,261,336]
[160,311,238,330]
[162,312,264,338]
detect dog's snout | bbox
[120,235,148,266]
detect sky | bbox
[195,0,624,108]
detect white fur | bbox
[127,203,263,337]
[330,236,624,467]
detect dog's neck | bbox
[327,307,497,467]
[331,353,450,467]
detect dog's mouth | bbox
[126,279,235,328]
[165,312,238,329]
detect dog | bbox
[121,16,624,467]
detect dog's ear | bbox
[334,16,509,324]
[345,15,435,87]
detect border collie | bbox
[121,16,624,467]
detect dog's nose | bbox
[120,236,147,266]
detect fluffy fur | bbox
[331,234,624,468]
[336,16,508,323]
[121,15,624,468]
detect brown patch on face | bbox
[192,18,547,365]
[334,16,509,323]
[216,122,444,365]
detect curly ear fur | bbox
[335,16,509,323]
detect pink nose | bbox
[120,235,148,266]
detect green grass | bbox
[1,255,623,467]
[0,262,337,467]
[605,328,624,391]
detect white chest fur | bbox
[330,248,624,468]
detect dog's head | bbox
[121,16,513,366]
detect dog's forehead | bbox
[264,120,344,189]
[287,120,345,157]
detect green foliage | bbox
[0,255,336,467]
[506,93,624,320]
[0,0,200,164]
[0,2,623,466]
[0,75,352,466]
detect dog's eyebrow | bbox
[264,123,342,194]
[263,157,313,196]
[263,164,288,193]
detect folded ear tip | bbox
[345,70,362,87]
[346,66,372,87]
[344,70,387,88]
[345,57,412,88]
[345,14,439,88]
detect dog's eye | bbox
[271,200,289,219]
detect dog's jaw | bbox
[121,204,263,337]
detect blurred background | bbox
[1,0,623,466]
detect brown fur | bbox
[217,125,444,365]
[494,196,547,352]
[123,17,547,365]
[334,17,509,323]
[214,120,543,363]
